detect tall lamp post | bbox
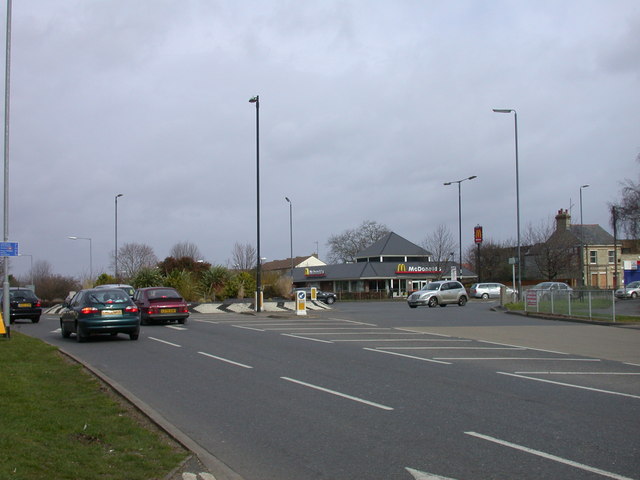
[493,108,521,297]
[249,95,261,312]
[114,194,123,281]
[443,175,477,274]
[285,197,293,279]
[68,236,93,286]
[579,184,590,287]
[2,0,13,335]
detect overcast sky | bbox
[3,0,639,280]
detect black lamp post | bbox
[249,95,261,312]
[443,175,477,274]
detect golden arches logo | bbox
[397,264,407,272]
[304,268,310,276]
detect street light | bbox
[68,236,93,286]
[115,194,123,281]
[443,175,477,274]
[249,95,261,312]
[285,197,293,279]
[493,108,521,298]
[18,253,32,286]
[580,184,590,286]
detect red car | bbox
[133,287,189,325]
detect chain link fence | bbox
[524,288,617,322]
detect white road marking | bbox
[477,340,569,355]
[329,317,378,326]
[397,329,452,337]
[514,371,640,375]
[405,467,459,479]
[51,328,61,333]
[263,327,391,331]
[380,346,526,350]
[497,371,640,399]
[165,325,187,331]
[333,339,472,342]
[624,362,640,367]
[148,337,181,348]
[465,431,637,480]
[364,348,451,365]
[435,357,600,361]
[281,377,393,411]
[281,333,334,343]
[232,324,265,331]
[192,319,220,324]
[198,351,253,369]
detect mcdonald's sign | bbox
[474,225,483,244]
[304,268,326,277]
[396,264,441,274]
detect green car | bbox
[60,288,141,342]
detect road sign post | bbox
[296,290,307,316]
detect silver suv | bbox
[407,280,468,308]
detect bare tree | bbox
[326,220,391,263]
[422,224,455,276]
[114,243,158,280]
[170,241,203,261]
[232,242,257,270]
[610,153,640,242]
[524,219,578,281]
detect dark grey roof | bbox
[292,261,475,282]
[355,232,431,258]
[569,225,614,245]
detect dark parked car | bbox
[133,287,189,325]
[295,288,337,304]
[59,288,140,342]
[0,287,42,323]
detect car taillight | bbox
[80,307,99,314]
[125,306,139,313]
[181,307,188,313]
[35,300,41,307]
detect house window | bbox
[589,250,597,264]
[608,250,615,264]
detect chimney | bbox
[555,209,571,231]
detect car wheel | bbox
[178,318,186,324]
[428,297,438,308]
[31,316,40,323]
[458,296,467,306]
[76,329,87,343]
[129,332,139,340]
[60,321,71,339]
[632,292,638,299]
[439,303,447,307]
[409,305,417,309]
[481,293,489,299]
[326,296,336,304]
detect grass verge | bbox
[504,302,640,323]
[0,332,188,480]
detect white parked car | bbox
[615,281,640,299]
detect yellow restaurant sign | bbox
[395,264,441,274]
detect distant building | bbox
[292,232,476,297]
[261,255,326,276]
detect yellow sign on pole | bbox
[0,312,8,337]
[296,290,307,316]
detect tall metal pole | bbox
[579,184,589,287]
[285,197,293,279]
[443,175,477,274]
[2,0,12,334]
[249,96,261,312]
[493,108,521,298]
[114,194,123,281]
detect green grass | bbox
[504,302,640,323]
[0,332,188,480]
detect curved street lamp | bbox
[493,108,521,298]
[443,175,477,274]
[68,236,93,286]
[249,95,261,312]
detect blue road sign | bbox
[0,242,19,257]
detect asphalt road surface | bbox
[16,300,640,480]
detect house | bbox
[261,255,326,276]
[535,209,621,288]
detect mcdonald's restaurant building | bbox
[291,232,477,297]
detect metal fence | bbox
[524,289,617,322]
